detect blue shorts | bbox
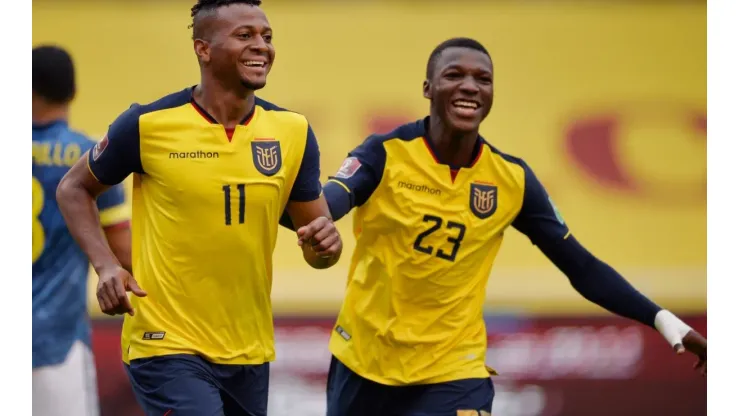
[124,354,269,416]
[326,356,494,416]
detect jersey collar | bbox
[189,86,256,127]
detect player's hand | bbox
[96,265,147,316]
[675,330,707,376]
[296,216,342,259]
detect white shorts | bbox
[32,340,100,416]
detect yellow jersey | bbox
[326,117,569,385]
[87,87,322,365]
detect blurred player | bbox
[56,1,342,415]
[285,38,707,416]
[32,45,131,416]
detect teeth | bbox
[243,61,264,67]
[453,100,478,109]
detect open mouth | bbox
[450,99,481,117]
[241,60,267,70]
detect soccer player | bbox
[55,1,342,415]
[32,45,131,416]
[286,38,707,416]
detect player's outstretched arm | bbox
[511,160,706,376]
[57,105,147,316]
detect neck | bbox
[32,104,69,126]
[194,75,255,128]
[428,111,479,167]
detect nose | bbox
[459,75,479,94]
[249,36,269,53]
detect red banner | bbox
[92,315,706,416]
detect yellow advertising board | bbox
[33,1,706,316]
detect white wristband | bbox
[654,309,693,349]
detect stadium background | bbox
[33,0,706,415]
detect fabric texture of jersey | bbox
[87,87,322,365]
[32,120,128,369]
[327,117,570,385]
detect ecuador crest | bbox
[470,183,498,219]
[251,139,282,177]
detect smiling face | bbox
[423,46,493,133]
[193,4,275,91]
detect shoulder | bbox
[360,118,426,151]
[483,140,528,168]
[339,119,424,175]
[484,140,538,177]
[109,88,193,135]
[122,88,192,120]
[255,96,308,127]
[137,88,193,116]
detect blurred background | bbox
[33,0,706,415]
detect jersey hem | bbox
[123,349,276,366]
[330,349,491,386]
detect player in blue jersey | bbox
[32,45,131,416]
[284,38,707,416]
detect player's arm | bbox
[279,133,386,229]
[96,184,132,273]
[283,124,342,269]
[511,161,706,372]
[56,105,146,316]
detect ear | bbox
[194,39,211,64]
[423,79,431,100]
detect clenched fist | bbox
[296,216,342,268]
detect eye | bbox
[237,32,251,39]
[477,76,492,84]
[262,34,272,43]
[443,72,462,80]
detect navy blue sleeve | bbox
[326,134,387,208]
[279,134,386,230]
[87,105,144,185]
[512,161,662,328]
[288,124,322,202]
[279,182,350,230]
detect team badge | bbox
[334,157,361,179]
[251,139,282,176]
[92,135,109,161]
[470,183,498,219]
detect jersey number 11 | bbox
[222,184,246,225]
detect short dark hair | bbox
[32,45,76,104]
[426,38,491,79]
[190,0,262,39]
